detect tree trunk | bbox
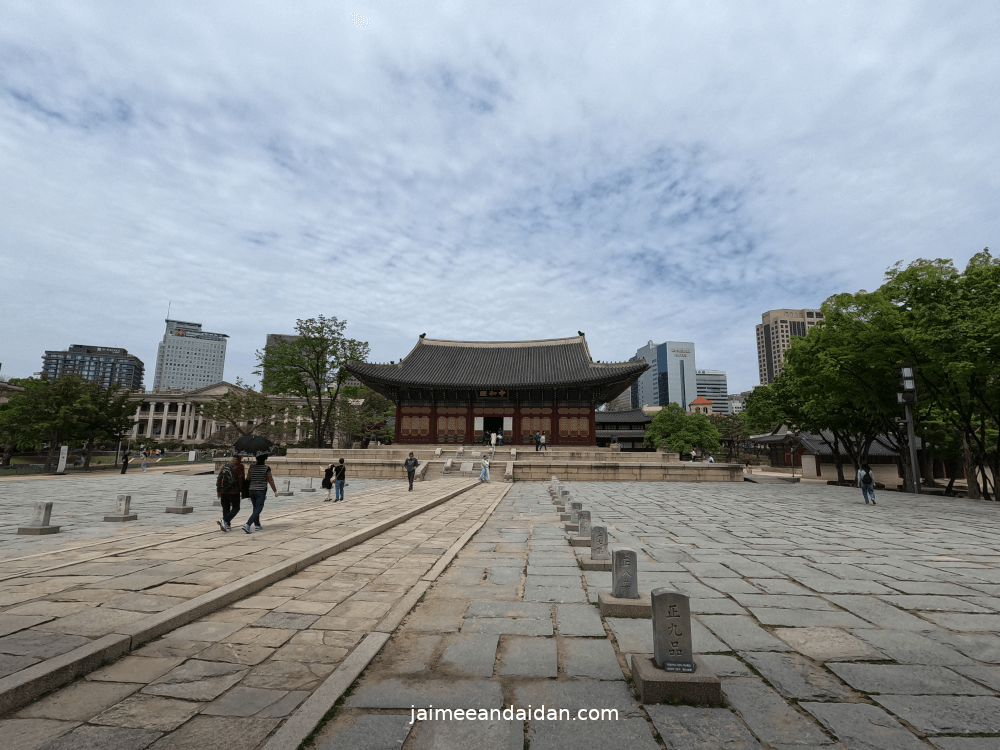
[45,432,59,472]
[83,433,96,469]
[961,434,982,500]
[1,444,13,466]
[919,448,940,488]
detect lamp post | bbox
[897,365,920,495]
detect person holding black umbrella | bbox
[231,435,278,533]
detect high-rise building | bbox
[630,340,697,410]
[695,369,729,415]
[756,308,823,385]
[152,320,228,392]
[727,390,753,414]
[40,345,145,390]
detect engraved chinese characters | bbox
[652,588,695,673]
[570,502,583,523]
[577,511,591,537]
[31,501,53,527]
[612,548,638,599]
[116,495,132,516]
[591,525,610,560]
[175,490,188,506]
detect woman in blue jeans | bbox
[243,455,278,533]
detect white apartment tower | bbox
[756,308,823,385]
[152,319,228,392]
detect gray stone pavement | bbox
[0,480,507,749]
[0,477,471,696]
[311,481,1000,750]
[0,473,395,562]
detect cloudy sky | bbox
[2,1,998,393]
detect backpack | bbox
[218,464,239,493]
[861,471,873,486]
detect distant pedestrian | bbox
[322,463,334,501]
[120,448,130,474]
[857,463,877,505]
[479,454,490,483]
[334,458,346,502]
[242,455,277,533]
[534,431,541,451]
[140,450,148,472]
[707,455,715,463]
[498,428,504,447]
[491,432,497,448]
[216,455,244,532]
[540,432,547,450]
[403,452,419,491]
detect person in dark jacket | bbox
[216,455,244,531]
[403,452,419,491]
[334,458,346,502]
[322,463,334,501]
[120,448,130,474]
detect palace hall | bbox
[346,334,649,446]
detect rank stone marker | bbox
[599,548,652,617]
[104,494,138,522]
[275,479,294,497]
[633,588,721,705]
[582,525,612,571]
[166,489,194,514]
[570,511,592,547]
[17,501,60,535]
[301,477,316,492]
[565,501,583,532]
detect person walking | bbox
[540,432,547,451]
[322,463,334,501]
[534,430,541,451]
[334,458,346,502]
[216,455,244,531]
[498,428,504,447]
[490,431,497,449]
[857,463,877,505]
[140,449,148,472]
[403,452,419,491]
[243,455,277,533]
[120,447,130,474]
[478,453,490,483]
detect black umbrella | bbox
[233,434,276,457]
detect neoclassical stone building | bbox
[126,382,311,444]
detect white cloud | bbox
[1,1,998,392]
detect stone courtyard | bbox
[0,474,998,749]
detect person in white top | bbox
[479,455,490,483]
[857,463,877,505]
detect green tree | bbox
[256,316,370,449]
[1,376,88,471]
[644,403,721,456]
[708,412,750,463]
[198,379,302,446]
[76,381,138,468]
[880,251,1000,500]
[334,387,396,447]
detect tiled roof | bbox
[346,335,649,390]
[595,409,652,424]
[690,397,713,405]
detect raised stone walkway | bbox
[0,477,481,717]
